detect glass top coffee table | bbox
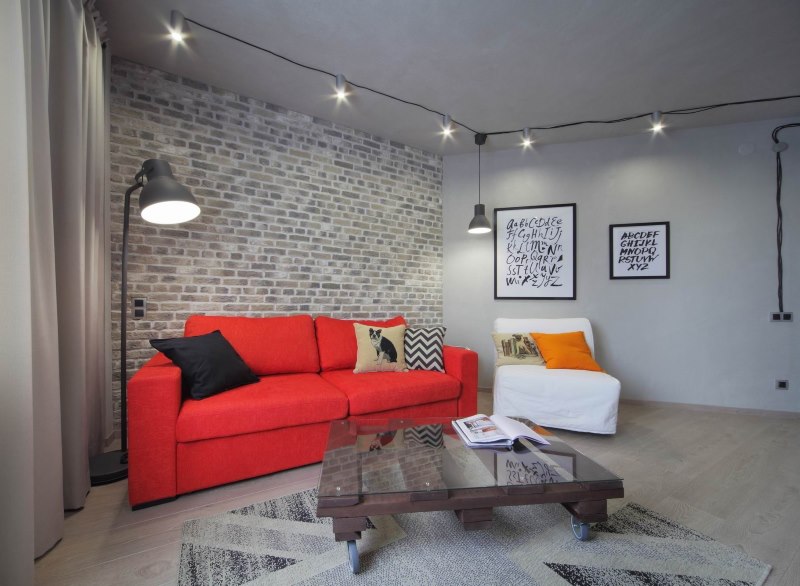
[315,417,623,573]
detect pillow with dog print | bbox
[353,323,407,373]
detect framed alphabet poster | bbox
[494,204,576,299]
[609,221,670,279]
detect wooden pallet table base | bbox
[318,483,624,571]
[315,418,624,573]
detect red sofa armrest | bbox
[127,355,182,508]
[443,345,478,417]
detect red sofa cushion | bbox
[320,370,460,415]
[315,315,406,372]
[176,373,347,442]
[184,315,319,376]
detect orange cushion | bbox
[530,331,603,371]
[315,315,406,371]
[184,315,319,376]
[321,369,460,415]
[176,373,348,442]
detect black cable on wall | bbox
[770,123,799,313]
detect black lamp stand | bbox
[90,159,199,486]
[89,177,144,485]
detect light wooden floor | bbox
[35,395,800,585]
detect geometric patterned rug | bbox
[177,489,770,585]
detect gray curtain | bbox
[0,1,109,578]
[49,0,109,513]
[0,2,37,582]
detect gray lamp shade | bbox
[138,159,200,224]
[468,203,492,234]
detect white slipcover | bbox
[492,318,620,434]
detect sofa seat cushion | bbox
[184,314,319,376]
[321,370,460,415]
[176,373,348,442]
[493,365,620,434]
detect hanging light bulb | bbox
[522,127,534,148]
[442,114,453,137]
[468,134,492,234]
[169,10,188,43]
[335,74,348,100]
[651,111,664,133]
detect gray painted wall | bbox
[443,118,799,412]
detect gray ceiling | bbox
[97,0,800,154]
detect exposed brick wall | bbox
[109,58,443,436]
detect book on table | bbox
[452,414,550,448]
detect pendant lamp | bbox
[468,133,491,234]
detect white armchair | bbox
[492,318,620,434]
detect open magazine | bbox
[452,414,550,448]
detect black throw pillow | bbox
[150,330,259,399]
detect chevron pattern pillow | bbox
[404,326,446,372]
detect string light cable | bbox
[180,15,481,134]
[484,96,800,136]
[177,13,798,140]
[771,122,800,313]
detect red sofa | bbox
[127,314,478,508]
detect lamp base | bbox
[89,450,128,486]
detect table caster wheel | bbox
[347,539,360,574]
[571,516,591,541]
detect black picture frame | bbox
[609,221,670,279]
[494,203,577,299]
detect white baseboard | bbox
[620,397,800,419]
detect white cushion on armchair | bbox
[492,318,620,434]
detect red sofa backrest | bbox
[184,315,319,375]
[314,315,406,372]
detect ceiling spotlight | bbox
[442,114,453,137]
[335,74,348,100]
[522,127,534,148]
[651,111,664,133]
[169,10,187,42]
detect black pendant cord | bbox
[478,143,481,205]
[771,123,800,313]
[474,133,487,208]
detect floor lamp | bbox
[90,159,200,485]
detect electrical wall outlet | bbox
[775,379,789,391]
[770,312,793,322]
[132,297,146,320]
